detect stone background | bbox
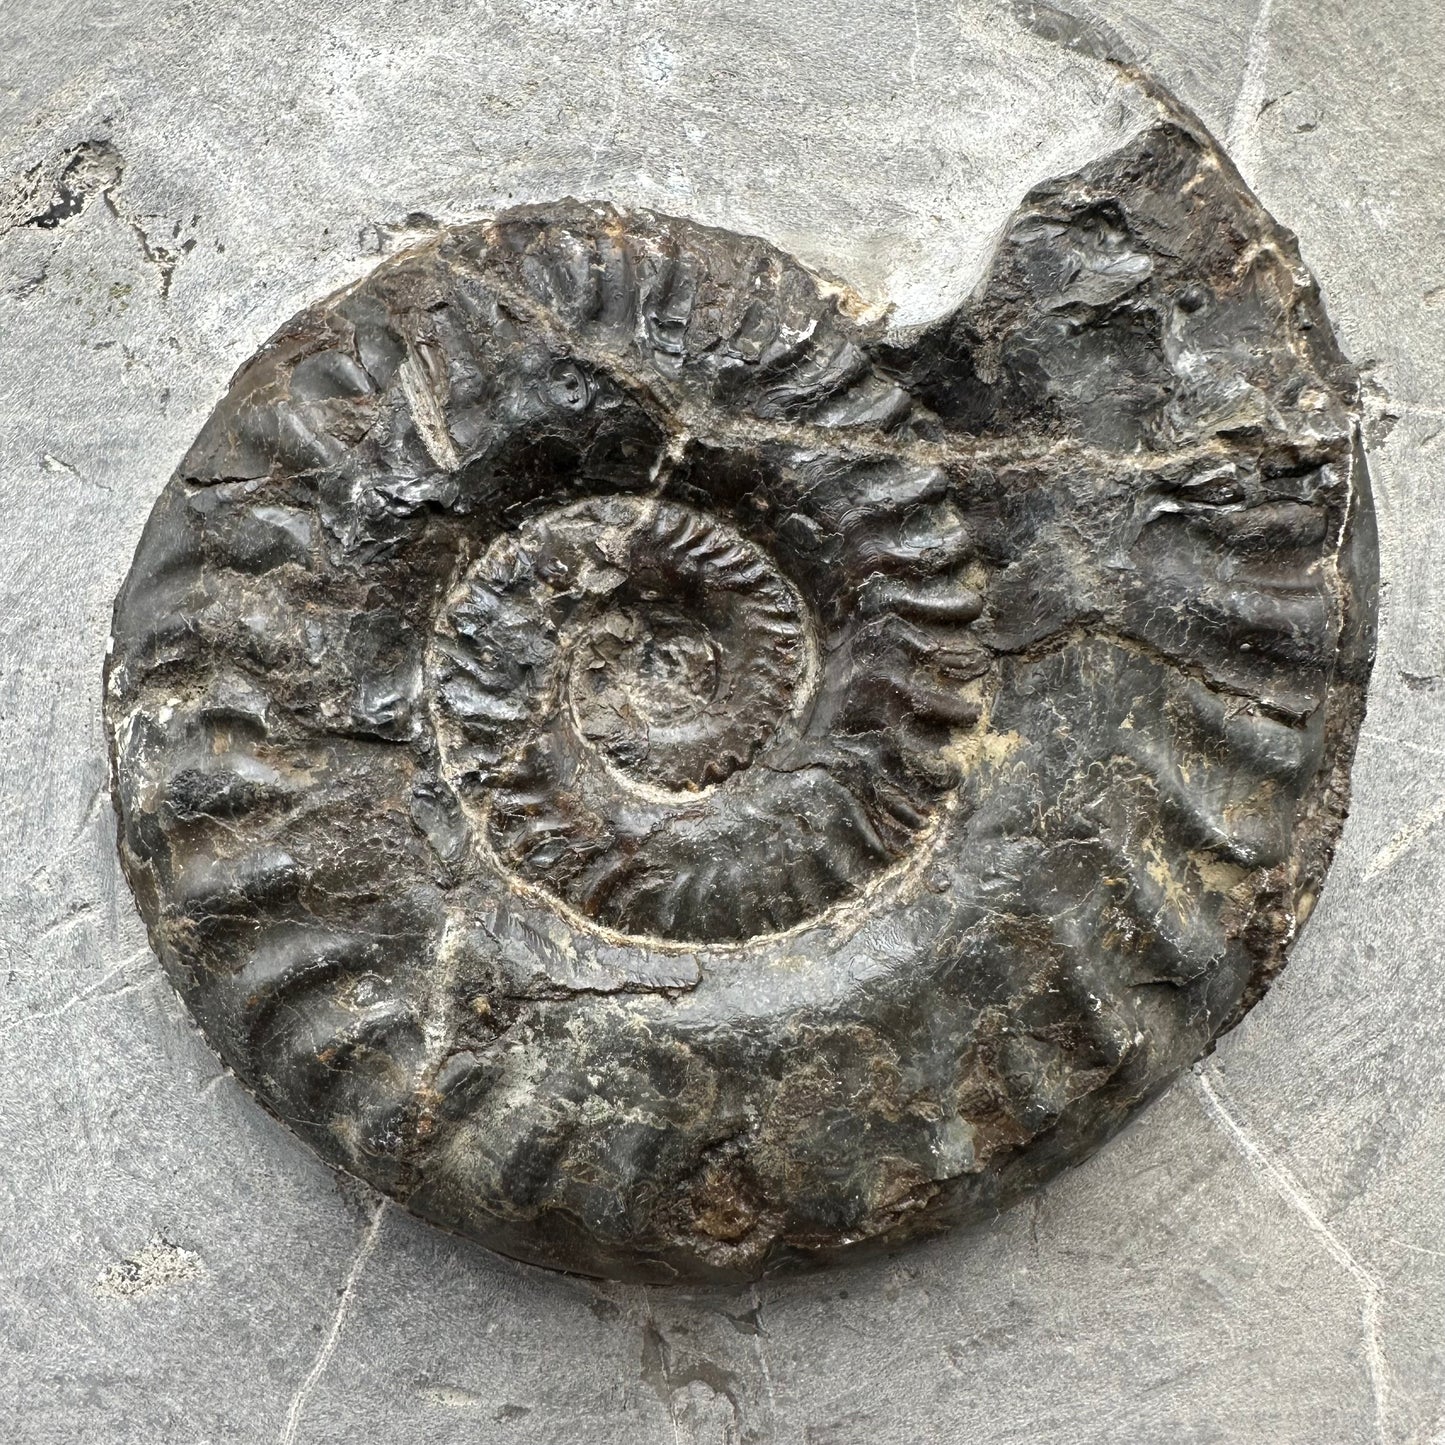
[2,2,1441,1441]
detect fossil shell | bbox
[106,103,1376,1283]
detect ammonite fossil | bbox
[106,94,1376,1282]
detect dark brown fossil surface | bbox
[106,99,1376,1283]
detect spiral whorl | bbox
[106,105,1375,1282]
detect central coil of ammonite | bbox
[106,98,1376,1283]
[428,480,979,942]
[431,497,827,938]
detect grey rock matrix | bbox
[3,0,1442,1440]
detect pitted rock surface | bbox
[105,98,1377,1282]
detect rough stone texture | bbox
[1,0,1440,1436]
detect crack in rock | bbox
[1196,1071,1389,1444]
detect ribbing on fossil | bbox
[106,100,1375,1283]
